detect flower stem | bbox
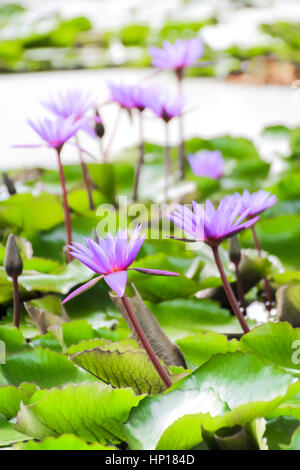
[121,293,172,389]
[104,106,121,161]
[251,225,273,312]
[164,122,171,202]
[99,137,105,163]
[234,261,247,315]
[12,275,20,328]
[177,71,185,180]
[212,245,250,334]
[133,111,145,202]
[75,135,95,211]
[56,148,72,262]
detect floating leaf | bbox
[0,325,28,353]
[0,383,37,419]
[0,414,29,447]
[148,298,255,340]
[14,434,116,450]
[281,426,300,450]
[70,340,170,394]
[124,352,297,450]
[128,254,199,302]
[264,416,300,450]
[19,259,93,294]
[0,348,94,388]
[239,322,300,372]
[177,332,238,369]
[16,383,143,444]
[0,193,64,232]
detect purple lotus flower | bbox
[188,150,224,180]
[149,92,185,122]
[63,225,178,300]
[15,115,87,151]
[41,89,96,120]
[149,38,204,71]
[231,190,278,218]
[41,89,98,138]
[130,83,163,112]
[169,198,259,247]
[107,82,137,109]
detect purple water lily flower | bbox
[41,89,98,138]
[15,114,88,151]
[130,83,163,112]
[188,150,224,180]
[149,91,185,122]
[231,190,278,218]
[149,38,204,72]
[107,82,137,110]
[41,89,96,120]
[62,224,178,300]
[168,198,253,334]
[169,198,259,247]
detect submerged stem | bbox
[75,134,95,211]
[133,111,145,202]
[212,245,249,334]
[99,137,105,163]
[56,148,72,262]
[234,262,247,315]
[164,122,171,202]
[177,72,185,180]
[121,293,172,389]
[12,275,20,328]
[104,106,121,161]
[251,225,273,312]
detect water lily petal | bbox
[62,275,103,304]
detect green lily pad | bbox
[15,383,144,445]
[0,347,95,388]
[124,351,297,450]
[70,340,170,394]
[14,434,116,450]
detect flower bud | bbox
[4,234,23,278]
[2,173,17,195]
[229,235,241,265]
[94,111,105,138]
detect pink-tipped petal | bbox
[129,267,179,276]
[62,275,103,304]
[104,270,128,297]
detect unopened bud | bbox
[229,235,241,265]
[94,111,105,138]
[4,234,23,278]
[2,173,17,195]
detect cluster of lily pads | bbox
[3,1,300,80]
[2,35,300,450]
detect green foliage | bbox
[0,348,94,388]
[120,25,150,47]
[14,434,116,450]
[15,383,143,444]
[70,340,169,394]
[0,413,29,447]
[177,332,239,369]
[124,352,299,449]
